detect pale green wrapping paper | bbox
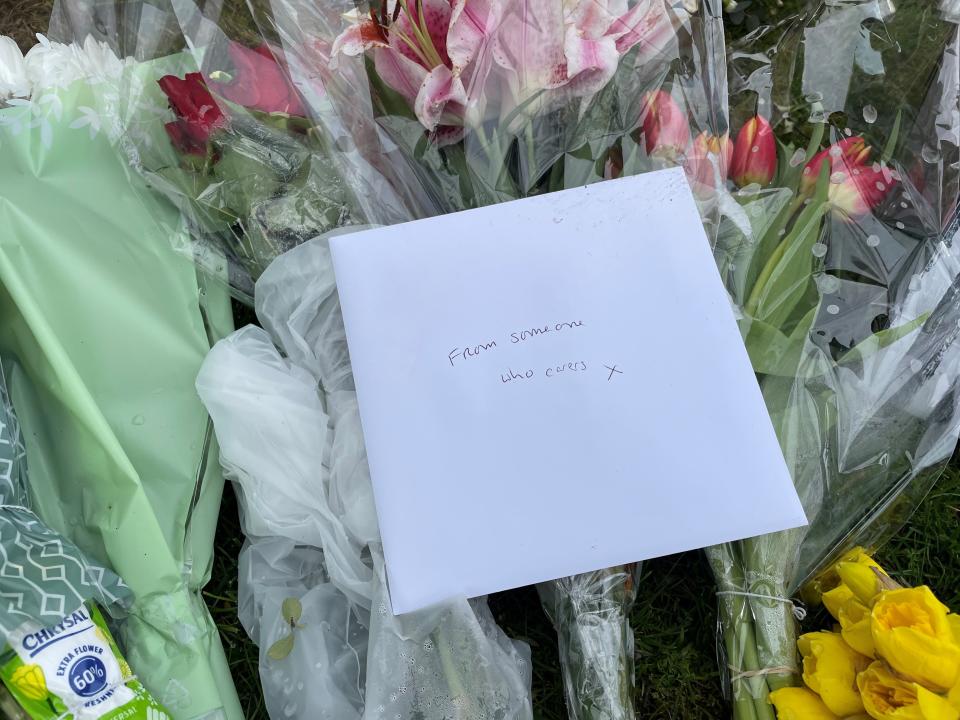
[0,56,241,720]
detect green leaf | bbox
[267,633,295,661]
[839,313,929,364]
[882,109,903,165]
[741,307,817,377]
[745,163,831,332]
[282,597,302,625]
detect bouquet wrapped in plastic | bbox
[236,1,728,717]
[771,548,960,719]
[705,3,960,717]
[196,239,534,720]
[48,0,376,302]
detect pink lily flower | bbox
[331,0,502,135]
[493,0,676,113]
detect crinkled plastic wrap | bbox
[236,2,727,717]
[48,0,376,303]
[196,238,533,720]
[707,3,960,717]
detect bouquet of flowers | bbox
[703,3,960,717]
[48,0,378,301]
[236,1,728,717]
[772,548,960,719]
[196,239,534,720]
[0,30,241,720]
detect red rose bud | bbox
[214,42,306,117]
[640,90,691,159]
[728,115,776,187]
[685,132,733,192]
[164,121,208,156]
[800,136,871,194]
[158,72,226,151]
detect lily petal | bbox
[415,63,468,130]
[607,0,674,57]
[373,45,429,108]
[448,0,501,71]
[562,28,619,97]
[331,19,387,62]
[493,0,567,95]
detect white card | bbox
[330,168,807,615]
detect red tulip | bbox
[214,42,306,117]
[801,137,896,216]
[685,132,733,193]
[728,115,776,187]
[640,90,690,159]
[800,136,871,194]
[158,72,227,154]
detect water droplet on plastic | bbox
[131,415,145,426]
[830,145,843,158]
[826,304,840,315]
[866,234,880,247]
[751,145,760,154]
[817,274,840,293]
[843,127,852,136]
[830,171,846,184]
[862,105,878,124]
[921,144,940,164]
[789,149,806,167]
[805,91,823,103]
[812,243,828,258]
[896,221,906,230]
[552,217,563,224]
[297,682,304,691]
[910,359,924,373]
[283,703,298,717]
[900,201,909,208]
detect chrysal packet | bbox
[1,603,171,720]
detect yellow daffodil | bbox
[800,631,871,716]
[859,661,959,720]
[872,587,960,692]
[806,547,883,606]
[769,686,842,719]
[838,555,890,607]
[10,664,48,701]
[824,583,857,620]
[840,594,878,658]
[949,615,960,646]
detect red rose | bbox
[158,72,226,153]
[214,42,306,116]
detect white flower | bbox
[0,36,31,100]
[23,34,127,92]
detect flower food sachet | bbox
[1,604,170,720]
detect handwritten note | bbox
[330,168,807,615]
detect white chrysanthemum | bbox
[23,34,127,92]
[0,36,30,100]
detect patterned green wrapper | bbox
[0,363,170,719]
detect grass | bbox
[4,1,959,719]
